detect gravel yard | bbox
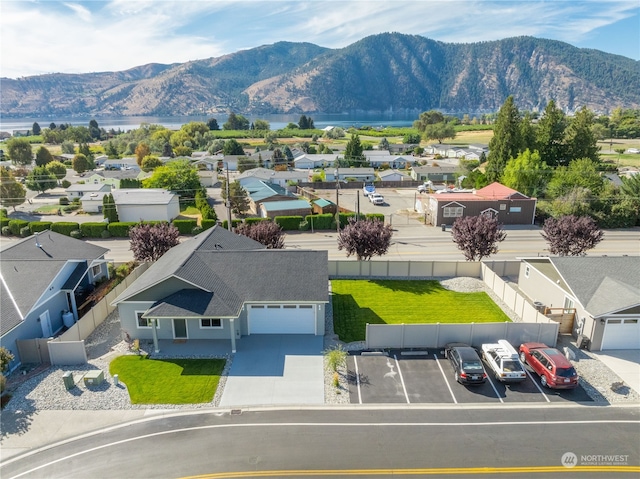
[3,278,638,411]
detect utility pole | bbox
[335,167,340,232]
[225,163,232,231]
[356,190,360,220]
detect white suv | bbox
[369,193,384,205]
[481,340,527,382]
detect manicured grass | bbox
[109,356,225,404]
[332,280,510,343]
[180,205,201,215]
[33,204,61,214]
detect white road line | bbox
[353,355,362,404]
[394,354,410,404]
[7,420,639,479]
[434,353,457,404]
[485,373,504,403]
[525,368,551,403]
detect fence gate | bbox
[16,338,51,364]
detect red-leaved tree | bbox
[129,222,180,262]
[451,215,507,261]
[541,215,603,256]
[337,217,393,261]
[236,220,285,249]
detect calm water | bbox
[0,112,419,132]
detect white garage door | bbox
[601,319,640,350]
[248,305,316,334]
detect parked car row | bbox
[443,340,579,389]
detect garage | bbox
[601,319,640,350]
[248,304,316,334]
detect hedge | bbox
[70,230,83,239]
[305,213,334,230]
[172,219,197,235]
[20,226,31,237]
[0,208,7,217]
[51,222,80,236]
[29,221,53,233]
[59,197,69,205]
[0,217,10,229]
[80,222,108,238]
[245,217,268,226]
[107,222,138,237]
[365,213,385,222]
[9,219,29,236]
[201,219,217,230]
[221,219,242,230]
[274,216,304,231]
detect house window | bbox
[91,264,102,277]
[443,206,463,218]
[136,311,153,329]
[509,206,522,213]
[200,318,222,329]
[525,265,530,278]
[499,204,507,210]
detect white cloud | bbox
[0,0,637,78]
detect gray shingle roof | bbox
[550,256,640,316]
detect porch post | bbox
[70,293,79,320]
[151,319,160,353]
[230,318,237,353]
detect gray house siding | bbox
[126,277,199,303]
[431,198,535,226]
[118,301,157,340]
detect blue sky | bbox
[1,0,638,79]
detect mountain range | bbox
[2,33,639,118]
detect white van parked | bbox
[481,339,527,382]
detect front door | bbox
[173,318,188,339]
[40,311,53,337]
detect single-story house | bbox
[418,182,537,226]
[517,257,640,350]
[411,165,459,183]
[111,188,180,223]
[103,157,140,171]
[238,168,309,188]
[192,154,224,171]
[66,182,111,200]
[86,168,147,189]
[293,154,337,170]
[312,198,336,215]
[112,226,329,353]
[244,180,298,214]
[260,199,312,219]
[80,191,109,213]
[388,143,418,154]
[0,232,109,370]
[363,152,412,169]
[378,169,412,182]
[325,167,375,182]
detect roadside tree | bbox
[129,222,180,262]
[541,215,603,256]
[337,217,393,261]
[0,167,26,211]
[25,166,58,193]
[451,215,506,261]
[236,220,285,249]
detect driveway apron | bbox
[219,335,324,407]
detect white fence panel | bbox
[48,340,87,365]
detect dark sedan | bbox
[443,343,487,385]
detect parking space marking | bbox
[353,355,362,404]
[484,374,504,403]
[393,354,410,404]
[524,368,550,403]
[434,354,457,404]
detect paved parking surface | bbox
[347,351,592,405]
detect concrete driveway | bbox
[219,335,324,407]
[592,350,640,395]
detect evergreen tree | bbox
[565,106,600,163]
[344,133,364,166]
[32,122,41,135]
[35,146,54,167]
[206,118,220,130]
[103,193,119,223]
[486,96,522,182]
[536,100,567,167]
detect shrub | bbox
[51,222,80,236]
[274,215,304,230]
[20,226,31,237]
[191,226,203,235]
[0,217,10,229]
[172,219,197,234]
[101,229,112,239]
[245,217,267,226]
[59,197,70,205]
[29,221,52,233]
[61,179,71,188]
[305,213,334,230]
[201,219,217,230]
[1,226,10,236]
[0,208,7,217]
[365,213,385,222]
[72,197,81,204]
[8,219,29,236]
[80,222,108,238]
[222,219,242,230]
[70,229,83,239]
[298,220,310,231]
[107,222,138,237]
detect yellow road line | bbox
[181,465,640,478]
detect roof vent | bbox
[34,232,42,248]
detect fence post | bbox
[365,323,369,349]
[469,322,474,345]
[401,324,405,349]
[435,323,440,349]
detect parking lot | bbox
[346,351,593,404]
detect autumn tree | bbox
[236,220,285,249]
[541,215,603,256]
[337,217,393,261]
[486,96,522,182]
[129,222,180,262]
[0,167,26,211]
[451,215,506,261]
[135,142,151,166]
[35,146,53,167]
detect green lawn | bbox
[332,280,510,343]
[109,356,225,404]
[33,204,61,214]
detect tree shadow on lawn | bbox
[365,280,445,295]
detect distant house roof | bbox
[261,200,311,212]
[412,165,458,174]
[112,188,178,205]
[313,198,334,207]
[244,180,295,202]
[428,182,531,202]
[378,169,411,180]
[66,183,111,193]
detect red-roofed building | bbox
[417,182,537,226]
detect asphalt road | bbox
[2,407,639,478]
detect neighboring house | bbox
[111,189,180,222]
[419,182,537,226]
[0,232,109,370]
[66,183,111,200]
[325,167,375,182]
[103,157,140,171]
[363,152,412,169]
[238,168,309,188]
[293,154,337,170]
[260,199,312,219]
[378,169,412,182]
[86,169,146,189]
[411,165,459,182]
[517,257,640,350]
[244,180,297,214]
[112,226,328,353]
[220,156,242,171]
[192,155,223,171]
[80,191,109,213]
[388,143,417,154]
[312,198,336,215]
[94,155,108,167]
